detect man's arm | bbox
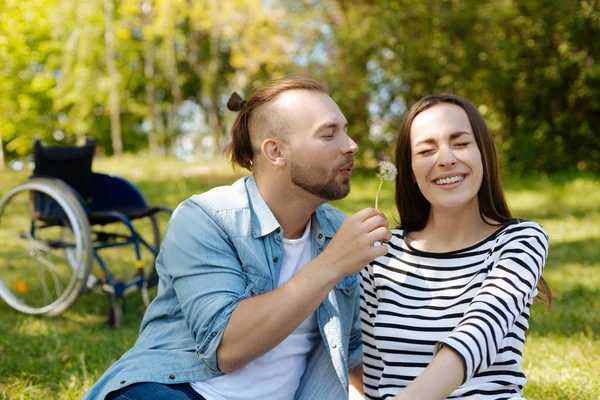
[162,200,255,374]
[216,207,391,373]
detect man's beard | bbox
[289,157,352,201]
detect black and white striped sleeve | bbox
[435,223,549,382]
[360,261,384,397]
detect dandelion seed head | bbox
[377,159,397,181]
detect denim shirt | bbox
[84,175,363,400]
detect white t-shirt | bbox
[191,220,319,400]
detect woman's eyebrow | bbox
[449,131,472,140]
[414,131,472,147]
[414,137,436,147]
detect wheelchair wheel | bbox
[0,178,93,315]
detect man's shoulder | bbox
[166,177,251,234]
[186,176,250,213]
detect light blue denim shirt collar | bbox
[245,174,336,239]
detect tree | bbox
[0,0,59,160]
[2,0,597,171]
[104,0,123,155]
[325,0,600,171]
[142,0,159,154]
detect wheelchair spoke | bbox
[35,258,53,306]
[34,253,65,299]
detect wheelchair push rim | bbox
[0,178,93,315]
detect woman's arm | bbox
[392,347,463,400]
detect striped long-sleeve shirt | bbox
[360,220,548,400]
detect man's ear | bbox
[261,138,287,167]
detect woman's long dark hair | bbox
[394,93,552,308]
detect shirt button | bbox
[273,257,279,263]
[317,233,323,239]
[275,227,281,234]
[211,332,217,337]
[120,380,126,385]
[169,374,175,380]
[331,343,337,349]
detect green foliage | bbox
[1,0,599,169]
[330,0,600,172]
[0,0,60,156]
[0,0,316,158]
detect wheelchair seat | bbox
[86,170,169,226]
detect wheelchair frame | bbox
[0,142,172,327]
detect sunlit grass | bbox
[524,334,600,400]
[93,153,246,185]
[0,157,598,399]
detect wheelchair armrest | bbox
[88,172,150,212]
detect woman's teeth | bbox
[435,175,465,185]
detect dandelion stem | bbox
[375,179,383,210]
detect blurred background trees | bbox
[1,0,598,172]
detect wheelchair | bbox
[0,139,172,327]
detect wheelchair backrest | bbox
[33,139,96,201]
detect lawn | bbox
[0,155,598,400]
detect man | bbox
[84,77,390,400]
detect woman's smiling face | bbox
[410,103,483,212]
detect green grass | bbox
[0,157,598,399]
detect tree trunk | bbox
[187,10,224,158]
[104,0,123,156]
[143,0,158,154]
[0,135,4,170]
[207,32,224,158]
[166,31,182,105]
[164,4,182,155]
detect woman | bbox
[360,94,552,400]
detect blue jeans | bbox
[106,382,207,400]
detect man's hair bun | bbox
[227,92,246,112]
